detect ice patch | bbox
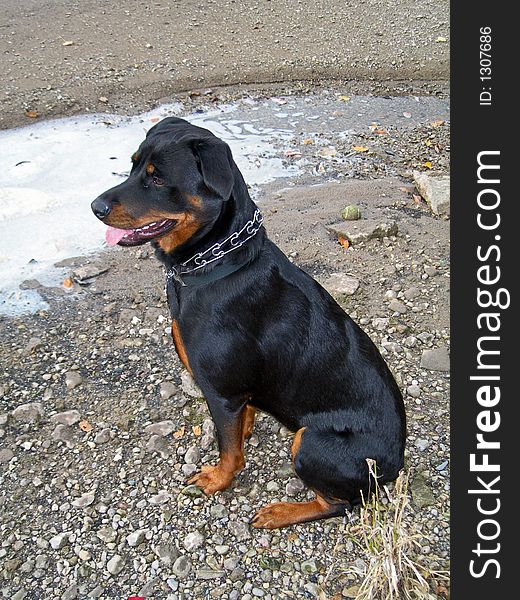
[0,103,299,316]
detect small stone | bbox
[181,371,203,398]
[436,460,449,471]
[372,317,390,330]
[341,205,361,221]
[327,219,398,244]
[420,347,450,371]
[65,371,83,390]
[61,582,79,600]
[35,555,48,569]
[50,532,70,550]
[196,568,225,580]
[184,445,200,464]
[172,555,192,578]
[146,434,171,458]
[144,420,176,437]
[11,591,27,600]
[87,586,104,599]
[159,382,177,400]
[12,402,45,423]
[51,410,81,426]
[52,424,75,447]
[406,385,421,398]
[149,490,170,505]
[410,473,436,508]
[285,478,305,496]
[71,492,95,508]
[322,273,360,299]
[96,527,117,543]
[154,542,179,564]
[107,554,125,575]
[300,558,318,574]
[72,265,108,282]
[24,337,43,354]
[223,557,239,570]
[215,544,230,555]
[266,481,279,492]
[126,530,146,547]
[342,585,361,598]
[94,428,112,444]
[0,448,14,464]
[227,521,250,541]
[183,531,204,551]
[414,438,430,452]
[182,463,197,477]
[424,265,438,277]
[210,504,229,519]
[403,287,420,300]
[388,299,407,314]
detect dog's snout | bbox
[91,197,112,220]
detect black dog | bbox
[91,117,406,529]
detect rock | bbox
[424,264,438,277]
[50,410,81,426]
[49,532,70,550]
[61,583,79,600]
[184,445,200,464]
[227,521,250,541]
[300,558,318,574]
[410,473,436,508]
[65,371,83,390]
[342,585,361,598]
[183,531,205,552]
[52,424,75,447]
[159,381,177,400]
[414,438,430,452]
[436,460,449,471]
[24,337,43,354]
[96,527,117,543]
[327,219,398,244]
[321,273,360,299]
[341,205,361,221]
[210,504,229,519]
[144,420,176,437]
[388,299,407,314]
[181,371,203,398]
[126,530,146,547]
[420,347,450,371]
[94,428,112,444]
[146,434,171,458]
[11,591,27,600]
[154,542,179,564]
[196,568,226,580]
[107,554,125,575]
[403,287,420,300]
[406,385,421,398]
[71,492,95,508]
[285,478,305,496]
[0,448,14,464]
[149,490,171,505]
[72,265,108,282]
[12,402,45,423]
[172,555,192,579]
[413,171,450,216]
[372,317,390,330]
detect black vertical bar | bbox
[451,3,515,598]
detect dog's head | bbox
[91,117,236,254]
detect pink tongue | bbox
[105,226,133,246]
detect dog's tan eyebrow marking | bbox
[146,163,155,175]
[131,152,139,163]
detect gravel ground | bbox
[0,106,450,596]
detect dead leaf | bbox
[413,193,423,204]
[373,128,387,135]
[192,425,202,436]
[338,235,350,249]
[436,36,447,43]
[352,146,369,153]
[62,40,74,47]
[173,426,185,439]
[98,97,108,104]
[338,95,351,102]
[302,138,313,145]
[431,119,445,128]
[79,420,93,433]
[423,161,433,169]
[63,277,74,289]
[318,147,337,158]
[25,110,39,119]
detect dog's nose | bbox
[91,197,112,220]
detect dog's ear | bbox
[193,139,234,200]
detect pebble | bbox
[149,490,170,505]
[154,542,179,564]
[181,371,203,397]
[52,424,75,447]
[71,492,95,508]
[97,526,117,543]
[146,434,171,458]
[300,558,318,574]
[388,299,407,314]
[0,448,14,464]
[144,420,176,436]
[94,428,112,444]
[126,529,146,547]
[50,410,81,426]
[65,371,83,390]
[227,521,250,541]
[107,554,125,575]
[183,531,205,551]
[322,273,360,298]
[210,504,229,519]
[160,381,177,400]
[61,583,79,600]
[341,204,361,220]
[184,445,200,464]
[414,438,430,451]
[49,532,70,550]
[420,347,450,371]
[285,478,305,496]
[12,402,45,423]
[406,384,421,398]
[172,555,192,578]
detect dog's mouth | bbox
[105,219,176,247]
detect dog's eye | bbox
[152,175,165,186]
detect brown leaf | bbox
[79,420,93,432]
[25,110,39,119]
[423,161,433,169]
[63,277,74,289]
[302,138,313,145]
[338,235,350,249]
[173,426,185,439]
[352,145,369,153]
[192,425,202,437]
[338,95,350,102]
[431,119,445,128]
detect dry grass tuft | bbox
[346,459,448,600]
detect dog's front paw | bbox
[188,464,234,494]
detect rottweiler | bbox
[91,117,406,529]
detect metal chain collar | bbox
[165,208,264,286]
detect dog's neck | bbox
[154,165,264,277]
